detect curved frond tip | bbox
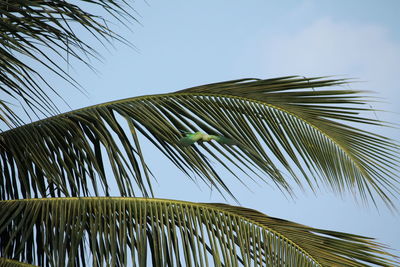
[0,77,399,207]
[0,100,22,127]
[0,197,397,266]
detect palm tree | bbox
[0,1,399,266]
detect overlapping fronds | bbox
[0,258,37,267]
[0,197,397,266]
[0,0,135,121]
[1,77,398,206]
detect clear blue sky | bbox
[55,0,400,259]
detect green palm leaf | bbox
[0,100,21,127]
[0,197,397,266]
[0,77,398,206]
[0,0,135,120]
[0,258,37,267]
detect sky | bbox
[37,0,400,261]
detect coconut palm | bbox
[0,1,399,266]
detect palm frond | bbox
[0,258,37,267]
[0,0,136,121]
[177,77,400,206]
[0,77,398,207]
[0,100,21,127]
[0,197,397,266]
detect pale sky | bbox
[49,1,400,259]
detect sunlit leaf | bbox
[0,258,37,267]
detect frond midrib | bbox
[3,91,367,184]
[2,197,322,266]
[0,257,38,267]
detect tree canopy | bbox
[0,1,399,266]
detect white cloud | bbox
[263,18,400,109]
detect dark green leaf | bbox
[0,0,136,122]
